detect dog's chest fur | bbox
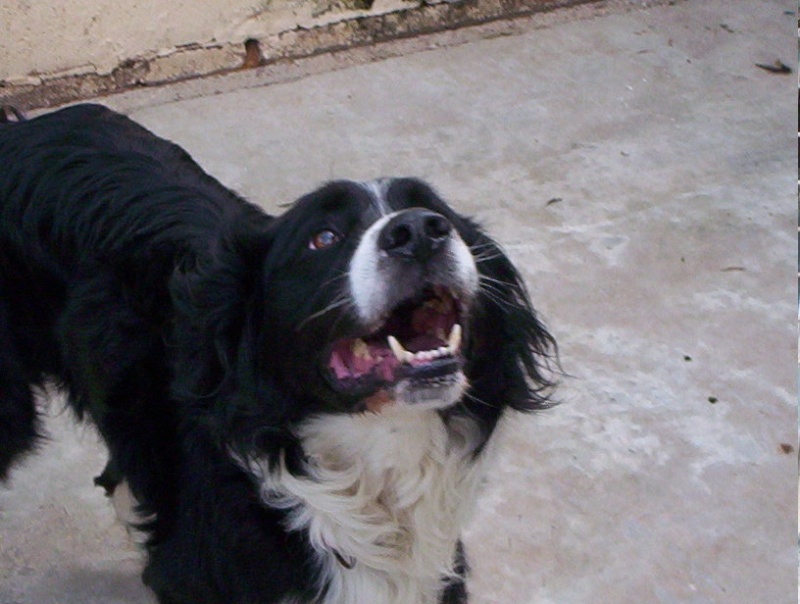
[248,409,486,604]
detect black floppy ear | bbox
[169,210,272,405]
[464,231,557,417]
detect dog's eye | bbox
[309,229,341,250]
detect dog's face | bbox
[260,179,482,413]
[180,177,553,428]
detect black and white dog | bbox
[0,104,555,604]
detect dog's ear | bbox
[463,230,558,418]
[169,210,272,405]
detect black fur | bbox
[0,104,555,603]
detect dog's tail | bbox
[0,105,26,124]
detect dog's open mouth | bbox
[327,285,465,392]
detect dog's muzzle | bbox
[325,208,479,409]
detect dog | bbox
[0,103,556,604]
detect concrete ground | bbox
[0,0,796,602]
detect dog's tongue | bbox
[329,340,399,382]
[328,329,452,383]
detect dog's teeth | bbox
[387,336,408,362]
[448,324,462,353]
[389,331,461,366]
[352,338,372,360]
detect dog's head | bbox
[173,178,555,431]
[260,178,482,413]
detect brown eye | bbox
[309,229,341,250]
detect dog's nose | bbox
[378,209,453,262]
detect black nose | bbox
[378,209,453,262]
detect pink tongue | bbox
[329,342,399,381]
[328,294,457,381]
[329,351,352,380]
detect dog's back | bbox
[0,104,268,514]
[0,104,257,272]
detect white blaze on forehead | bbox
[347,211,479,327]
[348,211,396,326]
[358,179,392,216]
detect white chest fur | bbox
[246,408,488,604]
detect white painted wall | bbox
[0,0,416,84]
